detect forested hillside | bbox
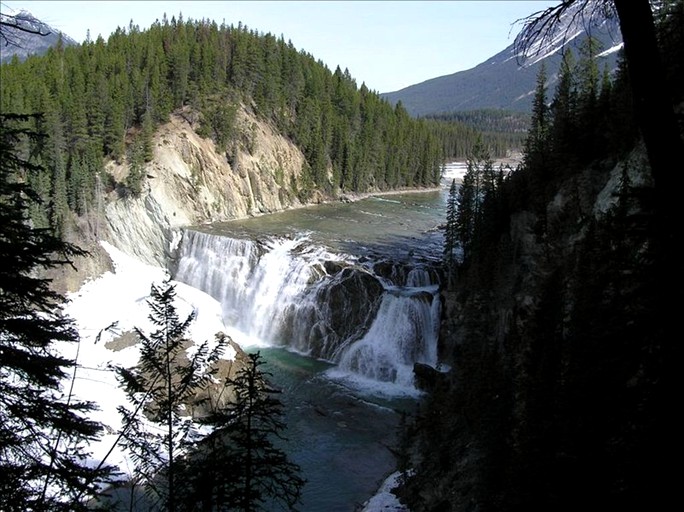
[398,0,683,510]
[1,14,500,236]
[426,109,530,158]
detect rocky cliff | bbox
[401,144,672,510]
[102,106,307,268]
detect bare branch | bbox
[0,11,52,50]
[513,0,617,65]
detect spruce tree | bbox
[549,50,578,171]
[444,178,459,284]
[576,37,603,162]
[125,140,146,197]
[115,277,227,511]
[454,140,499,263]
[455,160,477,262]
[141,109,156,162]
[0,113,111,511]
[524,63,549,173]
[180,351,305,512]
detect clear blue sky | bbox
[2,1,558,93]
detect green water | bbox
[197,189,447,262]
[255,347,417,512]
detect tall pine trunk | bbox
[613,0,683,219]
[613,1,681,508]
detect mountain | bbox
[0,7,78,63]
[382,5,623,115]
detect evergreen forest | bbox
[425,109,530,158]
[4,0,681,510]
[0,14,517,236]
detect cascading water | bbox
[172,177,455,511]
[175,230,329,342]
[174,226,441,392]
[334,286,440,388]
[175,215,440,388]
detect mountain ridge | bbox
[381,4,622,115]
[0,7,78,63]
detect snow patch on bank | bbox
[60,241,234,477]
[361,471,408,511]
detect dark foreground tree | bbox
[454,140,500,263]
[516,6,681,502]
[0,113,111,511]
[515,0,684,233]
[180,351,305,512]
[115,278,227,511]
[523,63,549,174]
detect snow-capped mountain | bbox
[382,2,622,115]
[0,6,78,63]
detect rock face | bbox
[103,107,307,267]
[413,362,447,392]
[403,145,665,510]
[282,267,385,360]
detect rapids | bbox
[173,188,449,393]
[169,168,463,510]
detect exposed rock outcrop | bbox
[282,267,385,360]
[103,106,307,268]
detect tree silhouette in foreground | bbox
[0,113,111,511]
[515,0,683,238]
[115,277,227,511]
[180,351,305,511]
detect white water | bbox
[336,288,440,387]
[174,228,441,394]
[176,231,335,342]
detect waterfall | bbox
[174,229,441,390]
[176,230,330,343]
[336,288,440,387]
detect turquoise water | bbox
[194,188,449,510]
[255,347,416,512]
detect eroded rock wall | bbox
[103,107,306,267]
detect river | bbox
[171,165,463,510]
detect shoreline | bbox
[337,184,443,204]
[201,184,446,226]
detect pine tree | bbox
[444,178,459,283]
[180,351,305,512]
[115,277,227,511]
[524,63,549,173]
[125,139,146,196]
[576,36,603,162]
[549,50,577,171]
[141,109,156,162]
[0,113,112,511]
[454,140,498,263]
[455,161,477,262]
